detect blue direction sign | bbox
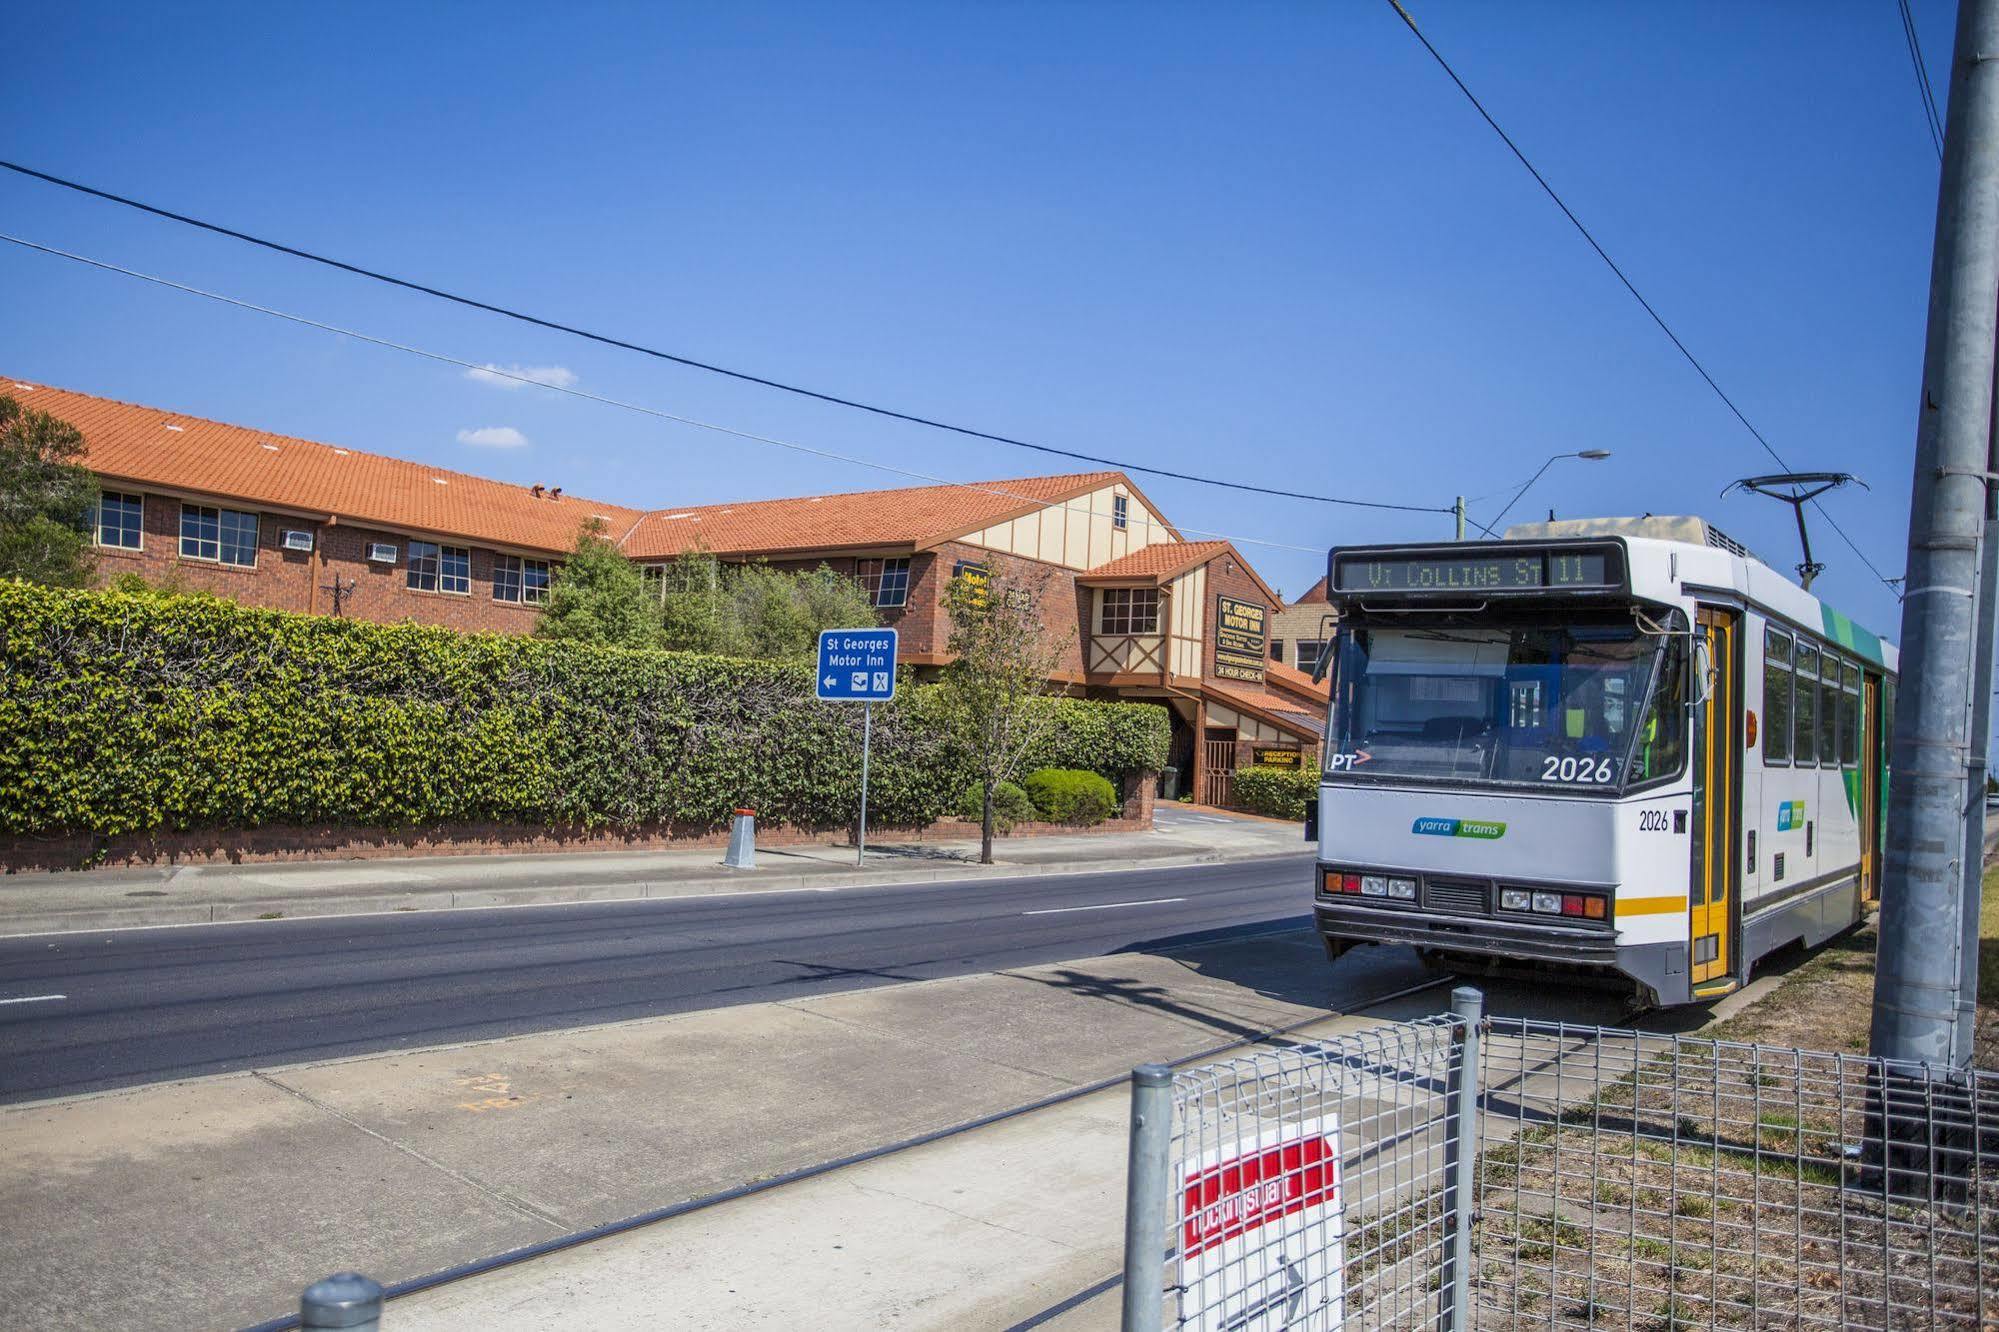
[816,628,898,702]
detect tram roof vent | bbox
[1502,515,1759,562]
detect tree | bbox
[535,519,661,648]
[0,394,97,588]
[937,564,1075,863]
[654,547,880,659]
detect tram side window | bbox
[1629,633,1689,783]
[1839,662,1861,767]
[1793,644,1819,764]
[1818,658,1840,767]
[1763,629,1792,764]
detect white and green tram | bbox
[1310,516,1896,1007]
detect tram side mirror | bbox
[1304,796,1318,842]
[1690,636,1715,709]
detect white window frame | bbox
[179,502,258,568]
[1112,493,1130,531]
[494,554,552,605]
[859,557,911,609]
[1098,586,1160,636]
[94,492,144,550]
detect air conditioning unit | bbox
[366,542,398,564]
[281,529,314,552]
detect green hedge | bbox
[0,583,1170,838]
[1021,768,1120,826]
[1232,765,1319,821]
[955,780,1037,831]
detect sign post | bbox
[816,628,898,866]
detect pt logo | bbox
[1325,751,1372,772]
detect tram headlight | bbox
[1530,891,1564,915]
[1360,875,1388,897]
[1500,889,1532,912]
[1387,877,1417,901]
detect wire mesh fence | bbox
[1475,1017,1999,1330]
[1122,994,1999,1332]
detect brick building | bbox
[12,374,1326,804]
[1269,574,1336,678]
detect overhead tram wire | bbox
[1382,0,1905,599]
[0,232,1326,558]
[1896,0,1947,159]
[0,159,1448,519]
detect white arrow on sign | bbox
[824,675,838,688]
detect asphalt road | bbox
[0,853,1317,1103]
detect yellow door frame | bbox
[1691,609,1738,986]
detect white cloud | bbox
[457,426,530,449]
[464,363,578,391]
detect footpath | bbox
[0,808,1302,936]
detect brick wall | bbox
[89,490,553,634]
[1200,553,1277,686]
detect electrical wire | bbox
[0,158,1449,517]
[1383,0,1905,599]
[1896,0,1947,160]
[0,231,1329,558]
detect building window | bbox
[641,564,666,602]
[1099,587,1160,635]
[93,492,143,549]
[1295,640,1330,677]
[1762,629,1791,765]
[1112,494,1130,531]
[858,557,910,608]
[408,541,470,593]
[494,555,552,604]
[180,503,258,567]
[1271,639,1286,663]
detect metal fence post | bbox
[300,1272,383,1330]
[1121,1063,1173,1332]
[1439,986,1484,1332]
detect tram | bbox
[1309,516,1897,1007]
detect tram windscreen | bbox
[1327,618,1686,789]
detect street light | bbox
[1470,449,1613,538]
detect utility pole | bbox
[1871,0,1999,1068]
[1453,495,1466,541]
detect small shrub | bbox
[1021,768,1120,826]
[1232,765,1319,820]
[955,780,1037,831]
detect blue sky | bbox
[0,1,1949,633]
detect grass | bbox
[1464,870,1999,1328]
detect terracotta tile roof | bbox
[1291,574,1328,604]
[1205,679,1325,738]
[1079,540,1230,582]
[620,472,1117,560]
[8,376,642,555]
[1264,658,1329,702]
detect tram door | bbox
[1859,674,1884,903]
[1690,609,1740,988]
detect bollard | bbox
[301,1272,383,1330]
[1120,1064,1173,1332]
[1439,986,1484,1331]
[724,807,756,869]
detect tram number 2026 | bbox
[1542,755,1615,784]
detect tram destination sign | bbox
[1333,545,1620,595]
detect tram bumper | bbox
[1313,903,1691,1006]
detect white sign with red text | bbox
[1178,1116,1344,1332]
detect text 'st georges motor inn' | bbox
[14,374,1330,805]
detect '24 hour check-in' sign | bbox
[816,628,898,702]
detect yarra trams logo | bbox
[1412,817,1507,840]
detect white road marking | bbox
[1022,897,1186,916]
[0,994,66,1005]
